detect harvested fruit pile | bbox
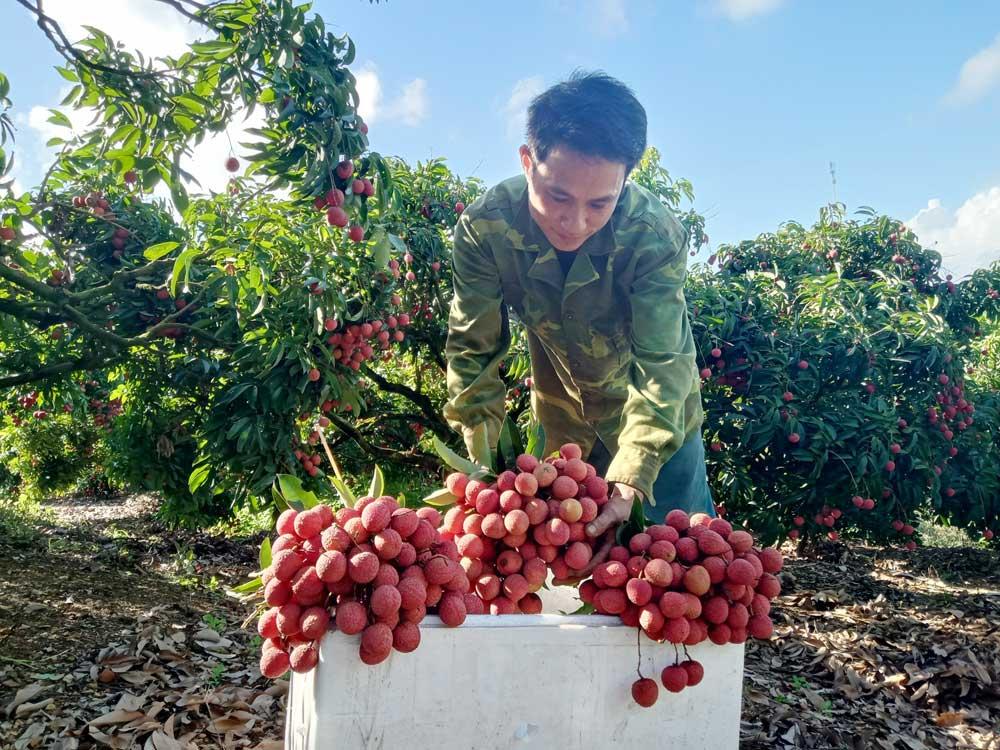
[576,509,782,706]
[251,441,782,707]
[257,497,468,676]
[436,442,609,615]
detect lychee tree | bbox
[691,208,999,546]
[0,1,462,523]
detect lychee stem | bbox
[636,625,644,679]
[672,643,680,664]
[317,428,346,483]
[682,644,691,662]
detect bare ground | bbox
[0,493,997,749]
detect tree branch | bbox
[0,262,143,349]
[327,412,438,471]
[16,0,166,81]
[0,352,121,389]
[70,258,176,302]
[0,259,65,303]
[360,363,449,437]
[150,0,216,28]
[0,296,61,327]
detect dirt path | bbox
[1,493,997,749]
[0,493,282,749]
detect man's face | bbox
[520,144,626,252]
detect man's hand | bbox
[586,483,642,539]
[551,484,644,586]
[551,529,615,586]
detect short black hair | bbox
[526,71,647,173]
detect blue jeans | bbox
[587,433,716,523]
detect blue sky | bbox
[2,0,999,277]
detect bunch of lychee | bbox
[576,510,781,705]
[312,159,374,242]
[631,657,705,708]
[436,443,608,615]
[586,510,780,647]
[256,495,467,679]
[71,190,115,220]
[322,315,410,371]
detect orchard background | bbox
[0,3,998,749]
[1,0,997,547]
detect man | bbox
[443,71,714,559]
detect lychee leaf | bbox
[330,476,357,508]
[270,483,288,512]
[231,577,263,594]
[432,435,480,475]
[470,422,492,469]
[369,464,384,499]
[496,416,525,474]
[259,537,272,570]
[616,497,647,546]
[277,473,319,510]
[371,229,391,268]
[526,421,547,460]
[188,462,211,494]
[422,488,458,508]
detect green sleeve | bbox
[443,214,511,455]
[604,226,696,499]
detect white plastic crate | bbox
[286,614,744,749]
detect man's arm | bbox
[442,213,511,458]
[583,223,694,544]
[606,224,695,500]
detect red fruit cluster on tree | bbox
[294,448,325,478]
[256,497,463,679]
[13,381,121,429]
[324,316,411,372]
[70,190,116,221]
[435,443,607,616]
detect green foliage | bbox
[691,205,1000,546]
[0,3,476,523]
[102,395,216,526]
[0,494,48,546]
[0,1,996,552]
[0,411,99,499]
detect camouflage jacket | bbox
[443,174,703,499]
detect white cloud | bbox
[39,0,200,59]
[390,78,429,126]
[713,0,787,21]
[352,64,426,127]
[591,0,629,37]
[24,101,95,143]
[907,187,1000,279]
[11,96,97,188]
[9,0,200,188]
[504,76,544,140]
[944,32,1000,106]
[355,64,382,125]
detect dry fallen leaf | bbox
[934,711,966,727]
[4,683,47,717]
